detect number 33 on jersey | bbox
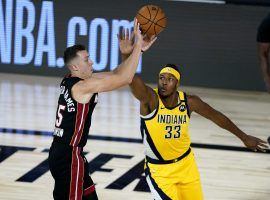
[141,89,191,161]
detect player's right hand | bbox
[141,35,157,52]
[133,18,157,53]
[242,134,269,152]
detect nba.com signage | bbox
[0,0,142,75]
[0,0,267,90]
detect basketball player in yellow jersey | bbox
[118,31,269,200]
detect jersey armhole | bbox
[140,101,159,120]
[183,92,191,118]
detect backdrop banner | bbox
[0,0,269,90]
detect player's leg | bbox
[177,152,203,200]
[52,177,71,200]
[145,162,179,200]
[177,179,203,200]
[82,154,98,200]
[69,146,86,200]
[48,142,73,200]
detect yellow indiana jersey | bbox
[141,89,191,161]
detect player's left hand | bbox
[118,28,134,55]
[118,27,157,56]
[242,134,269,152]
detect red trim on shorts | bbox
[69,147,84,200]
[84,184,96,196]
[70,103,89,146]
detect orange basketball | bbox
[135,5,167,38]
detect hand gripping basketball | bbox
[135,5,167,39]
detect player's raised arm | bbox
[72,18,143,98]
[118,26,157,112]
[130,75,157,105]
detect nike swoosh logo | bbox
[160,107,165,109]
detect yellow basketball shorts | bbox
[145,150,203,200]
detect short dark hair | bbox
[64,44,86,65]
[163,64,181,76]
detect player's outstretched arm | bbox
[117,25,157,111]
[73,18,143,95]
[129,75,157,106]
[188,95,269,152]
[93,22,156,80]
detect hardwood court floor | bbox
[0,73,269,200]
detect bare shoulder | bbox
[186,94,203,113]
[72,79,95,104]
[187,94,201,103]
